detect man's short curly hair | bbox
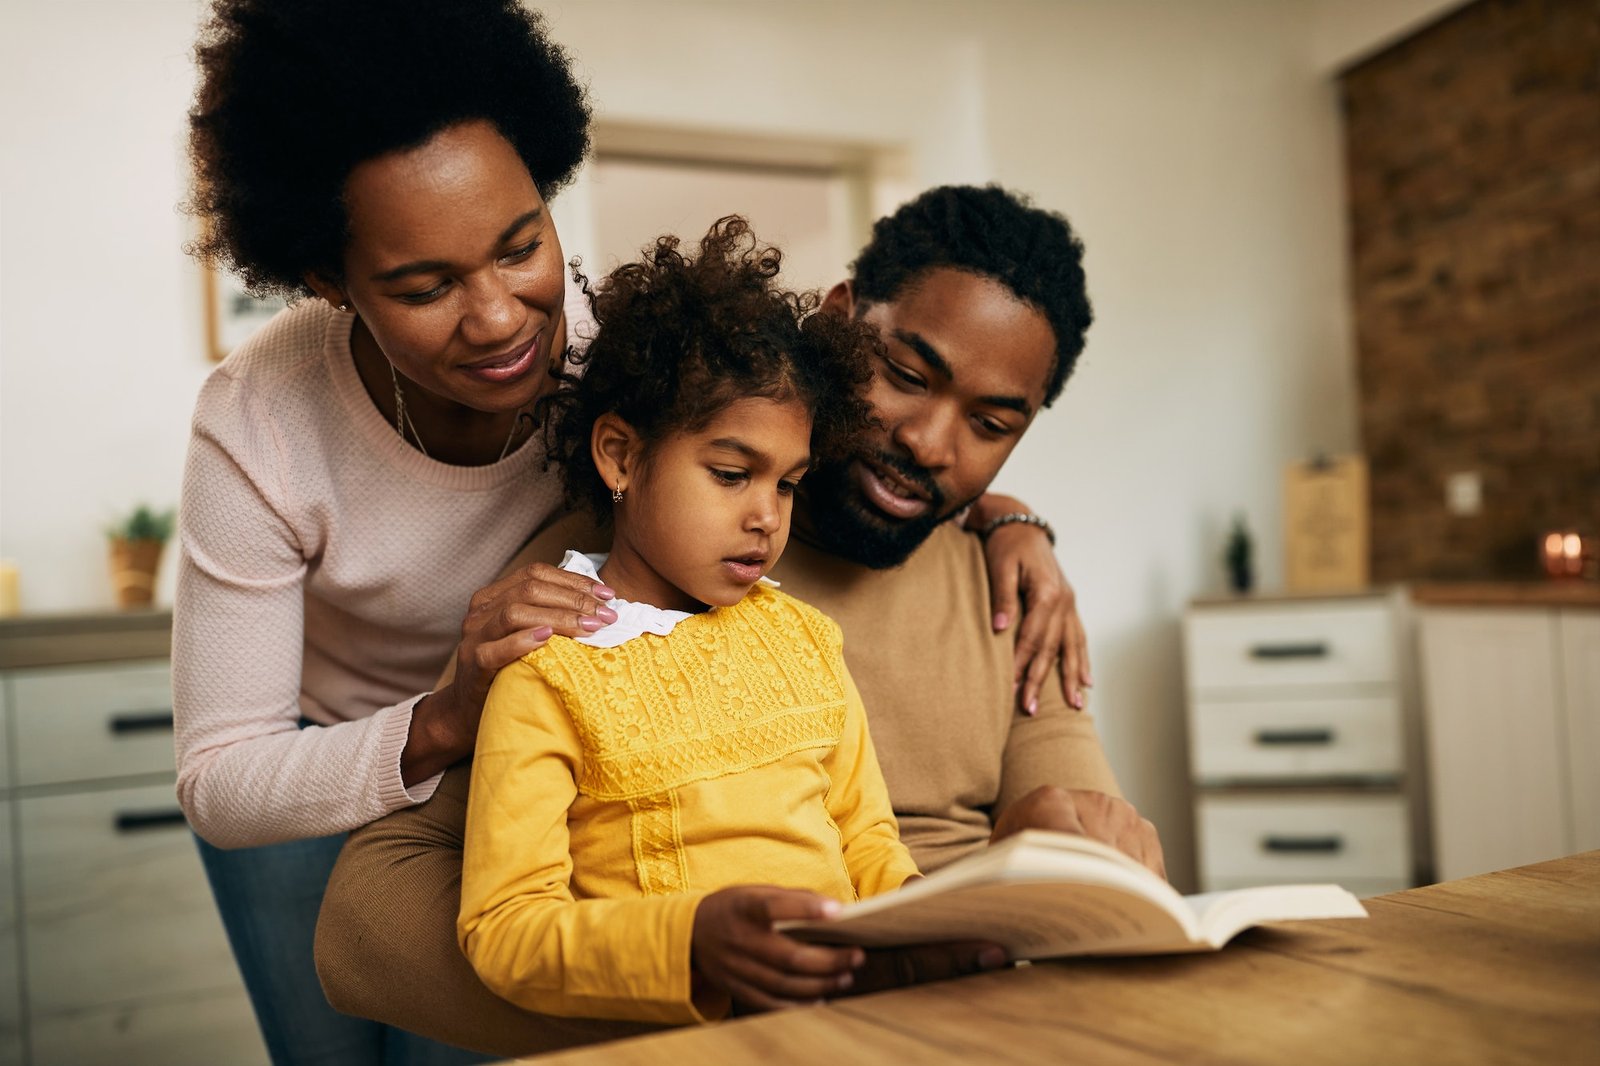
[544,217,879,521]
[849,184,1093,406]
[187,0,590,297]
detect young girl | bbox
[457,218,920,1024]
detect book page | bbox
[1187,884,1368,947]
[787,876,1201,960]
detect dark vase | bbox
[1227,556,1254,594]
[1224,517,1254,594]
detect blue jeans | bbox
[195,831,492,1066]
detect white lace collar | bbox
[558,549,778,648]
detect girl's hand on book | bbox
[841,941,1010,998]
[992,786,1167,880]
[692,886,864,1011]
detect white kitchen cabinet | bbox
[0,683,20,1066]
[19,783,241,1015]
[0,684,11,792]
[9,662,180,787]
[1196,792,1410,897]
[0,799,21,1066]
[1183,591,1423,896]
[1418,605,1600,882]
[0,613,267,1066]
[1558,612,1600,854]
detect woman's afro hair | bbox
[187,0,590,296]
[543,216,880,521]
[850,184,1093,406]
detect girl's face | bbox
[605,397,814,613]
[331,120,567,417]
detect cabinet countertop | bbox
[1408,581,1600,609]
[0,609,172,670]
[1188,587,1399,609]
[1191,583,1600,611]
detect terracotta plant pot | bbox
[109,537,165,609]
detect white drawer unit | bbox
[1183,591,1424,893]
[1184,602,1397,692]
[0,612,267,1066]
[0,685,11,792]
[8,660,175,787]
[19,783,240,1014]
[0,690,19,1066]
[1197,793,1410,895]
[1189,695,1403,782]
[0,802,20,1066]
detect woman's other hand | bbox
[691,886,863,1012]
[967,493,1091,715]
[402,562,615,783]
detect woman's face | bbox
[332,119,567,416]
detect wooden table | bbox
[517,852,1600,1065]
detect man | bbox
[314,184,1164,1055]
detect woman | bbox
[175,1,1084,1063]
[180,3,602,1062]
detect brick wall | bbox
[1342,0,1599,580]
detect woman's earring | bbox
[612,484,624,503]
[337,302,351,312]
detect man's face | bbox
[802,267,1057,568]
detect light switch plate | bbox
[1446,471,1482,516]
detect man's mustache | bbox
[865,449,945,513]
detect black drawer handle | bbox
[109,711,174,735]
[114,809,189,834]
[1262,835,1344,854]
[1254,728,1336,746]
[1249,643,1329,660]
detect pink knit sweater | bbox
[173,300,564,848]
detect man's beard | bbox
[801,450,977,570]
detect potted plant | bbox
[107,505,175,609]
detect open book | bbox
[780,830,1367,959]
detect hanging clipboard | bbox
[1284,455,1370,592]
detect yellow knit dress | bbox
[458,583,919,1024]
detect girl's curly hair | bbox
[187,0,589,297]
[544,216,879,520]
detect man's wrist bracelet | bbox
[980,512,1056,547]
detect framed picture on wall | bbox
[202,265,287,362]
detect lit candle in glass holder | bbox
[1542,531,1589,579]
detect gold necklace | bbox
[389,362,523,462]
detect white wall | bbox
[1,1,215,611]
[1,0,1444,888]
[585,158,855,294]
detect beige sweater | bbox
[172,300,564,848]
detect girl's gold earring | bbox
[612,485,625,503]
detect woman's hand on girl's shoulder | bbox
[967,493,1092,716]
[691,886,863,1011]
[401,563,616,784]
